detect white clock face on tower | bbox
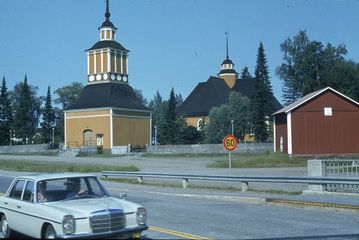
[116,75,121,81]
[103,73,108,80]
[111,74,115,80]
[96,74,101,81]
[89,75,95,82]
[123,75,127,82]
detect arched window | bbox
[83,129,93,146]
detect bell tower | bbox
[218,33,238,88]
[86,0,129,84]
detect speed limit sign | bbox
[223,134,238,151]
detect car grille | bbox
[90,209,126,233]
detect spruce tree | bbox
[0,77,14,145]
[159,88,179,144]
[250,42,274,142]
[240,66,252,80]
[41,86,55,143]
[13,75,34,143]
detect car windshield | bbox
[36,176,109,203]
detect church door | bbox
[83,130,93,146]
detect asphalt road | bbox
[1,174,359,239]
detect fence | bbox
[101,171,359,193]
[308,159,359,193]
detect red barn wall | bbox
[291,91,359,154]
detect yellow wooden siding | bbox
[116,53,121,73]
[103,51,108,72]
[113,116,150,146]
[89,54,94,74]
[111,52,115,71]
[66,116,111,148]
[122,55,127,74]
[95,52,101,73]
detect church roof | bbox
[218,68,238,75]
[66,82,149,111]
[222,59,234,65]
[100,19,117,29]
[87,40,129,52]
[177,76,282,116]
[177,76,231,116]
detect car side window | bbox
[9,180,26,200]
[23,181,35,203]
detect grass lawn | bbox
[0,160,138,173]
[208,152,309,168]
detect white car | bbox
[0,173,148,239]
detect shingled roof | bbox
[177,76,231,116]
[67,82,148,111]
[177,76,282,116]
[87,40,129,52]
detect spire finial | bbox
[225,32,229,60]
[105,0,110,20]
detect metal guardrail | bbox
[101,171,359,192]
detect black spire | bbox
[225,32,229,60]
[105,0,110,20]
[100,0,117,30]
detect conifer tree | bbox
[250,42,274,142]
[240,66,252,80]
[0,77,13,145]
[13,75,34,142]
[41,86,55,143]
[159,88,179,144]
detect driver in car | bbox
[65,178,87,199]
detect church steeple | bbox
[86,0,129,85]
[218,32,238,88]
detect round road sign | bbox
[223,134,238,151]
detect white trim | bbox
[87,52,90,75]
[66,114,111,119]
[120,52,123,74]
[112,114,150,119]
[285,87,359,114]
[64,107,151,114]
[114,50,117,72]
[107,49,111,72]
[64,112,67,149]
[126,54,128,74]
[94,52,97,73]
[273,116,276,152]
[101,49,104,73]
[287,112,292,155]
[110,109,113,149]
[149,111,152,146]
[218,73,237,76]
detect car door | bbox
[5,179,26,233]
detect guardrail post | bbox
[241,181,248,192]
[306,159,325,194]
[182,178,188,188]
[137,176,144,184]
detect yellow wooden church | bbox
[64,0,151,153]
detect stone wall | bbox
[146,143,273,154]
[0,144,50,154]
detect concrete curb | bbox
[265,198,359,210]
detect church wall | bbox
[65,110,111,149]
[89,54,94,74]
[113,116,150,146]
[185,116,208,130]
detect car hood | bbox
[46,197,135,219]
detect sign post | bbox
[223,134,238,176]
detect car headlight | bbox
[136,207,146,226]
[62,215,76,235]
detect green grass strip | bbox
[0,160,138,173]
[208,152,308,168]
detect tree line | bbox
[1,31,358,146]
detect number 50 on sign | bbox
[223,134,238,151]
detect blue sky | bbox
[1,0,359,105]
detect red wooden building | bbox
[273,87,359,155]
